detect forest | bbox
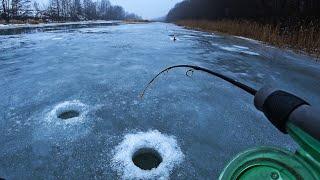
[167,0,320,23]
[0,0,141,23]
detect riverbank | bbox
[0,19,44,25]
[0,19,151,30]
[0,20,119,30]
[176,20,320,59]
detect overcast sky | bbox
[109,0,182,19]
[36,0,182,19]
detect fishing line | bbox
[185,69,216,94]
[140,65,257,98]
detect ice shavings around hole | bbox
[111,130,184,180]
[46,100,88,125]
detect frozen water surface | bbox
[1,22,320,179]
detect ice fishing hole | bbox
[57,110,80,120]
[132,148,163,170]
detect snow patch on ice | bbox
[52,37,63,40]
[220,45,260,56]
[45,100,88,125]
[235,36,261,43]
[124,64,146,71]
[241,51,260,56]
[78,28,109,34]
[111,130,184,180]
[232,45,249,50]
[202,33,221,38]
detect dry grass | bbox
[0,19,7,24]
[0,19,44,24]
[124,19,151,24]
[176,20,320,58]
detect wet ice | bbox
[1,22,319,179]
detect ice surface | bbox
[1,22,319,179]
[219,45,260,56]
[0,20,119,30]
[29,100,92,144]
[202,33,221,38]
[52,37,63,40]
[111,130,184,180]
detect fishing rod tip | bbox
[139,92,145,99]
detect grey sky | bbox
[109,0,182,19]
[36,0,182,19]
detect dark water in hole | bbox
[1,22,320,179]
[132,148,162,170]
[57,110,80,120]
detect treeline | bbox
[0,0,141,23]
[1,0,32,20]
[167,0,320,24]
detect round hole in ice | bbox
[45,100,88,124]
[132,148,163,170]
[111,130,184,179]
[57,110,80,120]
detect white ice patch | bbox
[45,100,88,125]
[202,33,221,38]
[111,130,184,180]
[52,37,63,40]
[241,51,260,56]
[235,36,261,44]
[124,64,146,71]
[220,45,260,56]
[232,45,249,50]
[78,28,109,34]
[181,34,194,38]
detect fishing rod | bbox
[142,65,320,179]
[140,65,257,97]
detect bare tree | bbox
[48,0,61,20]
[1,0,140,23]
[33,1,41,17]
[21,0,32,17]
[1,0,10,22]
[71,0,82,20]
[98,0,110,19]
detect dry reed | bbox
[176,20,320,58]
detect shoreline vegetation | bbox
[1,0,141,26]
[0,20,150,33]
[167,0,320,59]
[0,19,149,26]
[176,20,320,59]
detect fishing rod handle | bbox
[254,86,320,141]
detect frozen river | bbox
[1,22,320,179]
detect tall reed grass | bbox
[176,20,320,58]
